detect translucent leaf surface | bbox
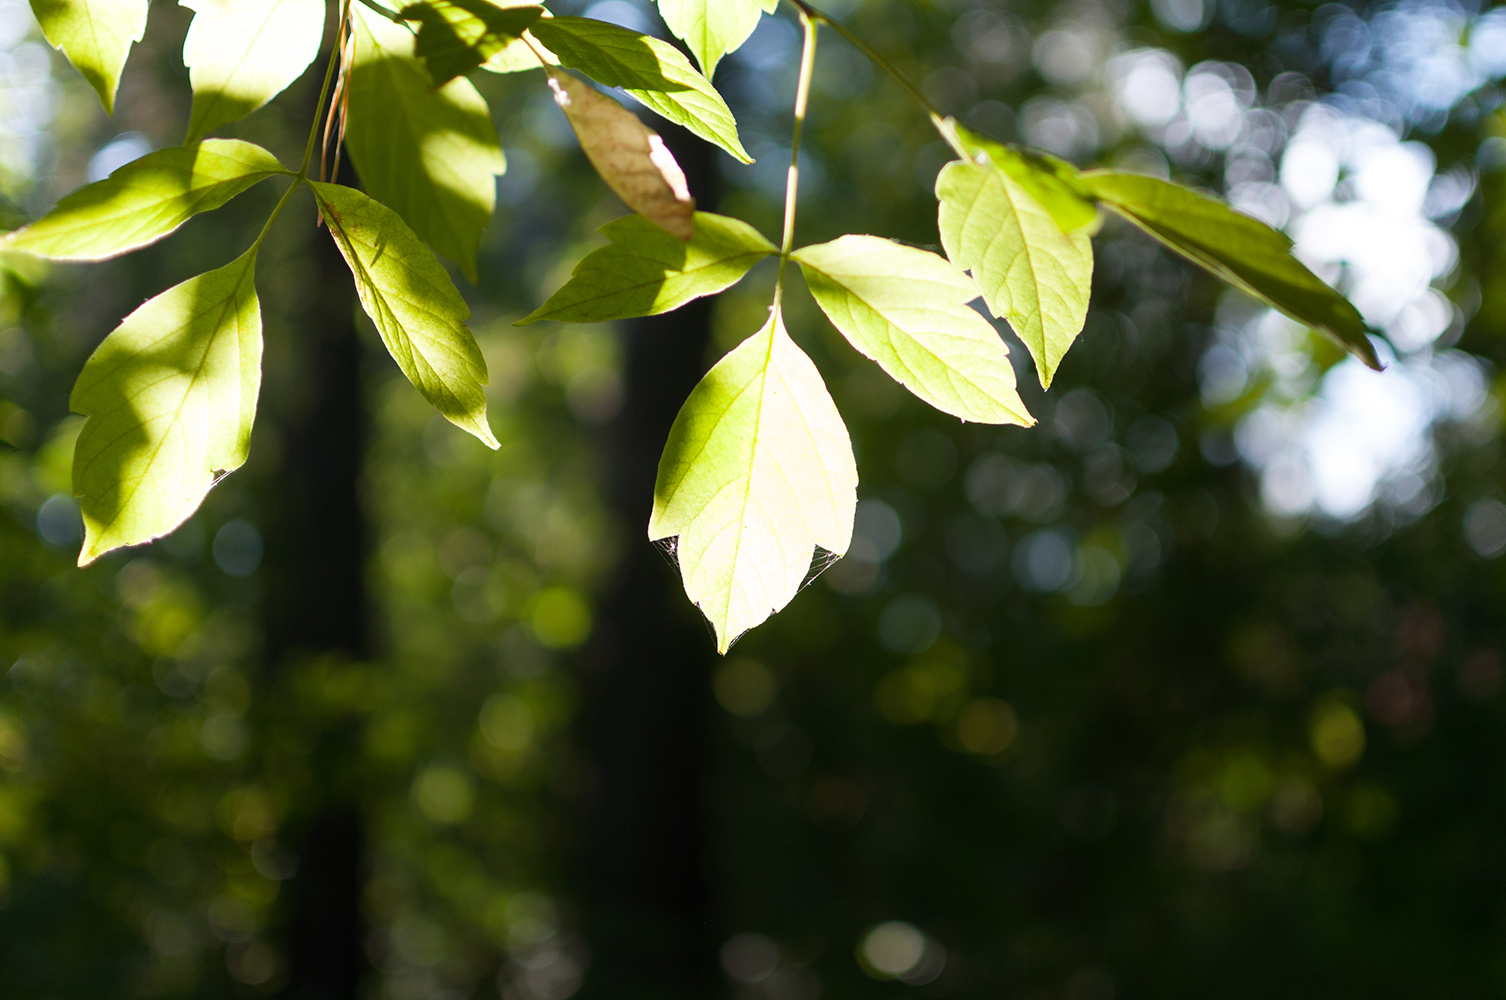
[794,235,1034,425]
[0,139,288,261]
[656,0,777,77]
[650,312,856,652]
[529,16,752,163]
[936,159,1093,389]
[548,71,695,240]
[398,0,543,84]
[347,4,506,281]
[30,0,147,114]
[181,0,325,143]
[311,181,499,449]
[1080,171,1380,369]
[945,122,1101,235]
[521,211,773,323]
[72,248,261,565]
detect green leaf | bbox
[528,16,752,163]
[0,139,288,261]
[656,0,777,78]
[181,0,326,144]
[1080,170,1381,370]
[30,0,148,114]
[944,119,1099,235]
[310,181,499,449]
[397,0,543,84]
[521,211,773,323]
[546,70,696,239]
[936,160,1094,389]
[649,311,856,653]
[72,247,261,565]
[793,235,1034,426]
[347,3,507,281]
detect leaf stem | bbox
[773,7,818,311]
[785,0,968,159]
[298,12,346,179]
[352,0,403,23]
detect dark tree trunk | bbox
[266,177,371,1000]
[579,124,722,999]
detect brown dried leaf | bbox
[548,69,694,240]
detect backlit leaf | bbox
[72,247,261,565]
[936,159,1093,389]
[650,311,856,653]
[181,0,326,143]
[656,0,778,78]
[311,181,499,449]
[1080,170,1380,369]
[521,211,773,323]
[397,0,543,84]
[548,70,695,240]
[0,139,288,261]
[30,0,147,114]
[347,3,506,281]
[944,119,1099,235]
[794,235,1034,425]
[529,16,752,163]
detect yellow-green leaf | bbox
[936,160,1093,389]
[529,16,751,163]
[0,139,288,261]
[30,0,148,114]
[311,181,499,450]
[656,0,777,78]
[521,211,773,323]
[347,3,506,281]
[793,235,1034,425]
[1080,170,1380,370]
[945,119,1100,235]
[650,312,856,653]
[72,247,261,565]
[181,0,326,143]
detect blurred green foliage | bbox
[2,0,1506,997]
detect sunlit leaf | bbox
[521,211,773,323]
[943,119,1099,235]
[30,0,147,114]
[1080,170,1381,369]
[548,70,695,240]
[72,247,261,565]
[794,234,1034,425]
[529,16,752,163]
[397,0,543,84]
[181,0,326,143]
[480,5,558,74]
[0,139,288,261]
[936,159,1093,389]
[311,181,499,449]
[656,0,778,78]
[650,311,856,653]
[347,3,506,281]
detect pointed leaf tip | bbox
[312,181,500,450]
[72,248,263,564]
[650,313,856,651]
[936,160,1093,390]
[1079,170,1378,370]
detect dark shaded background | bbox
[1,0,1505,997]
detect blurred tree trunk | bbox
[579,123,721,998]
[265,160,371,1000]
